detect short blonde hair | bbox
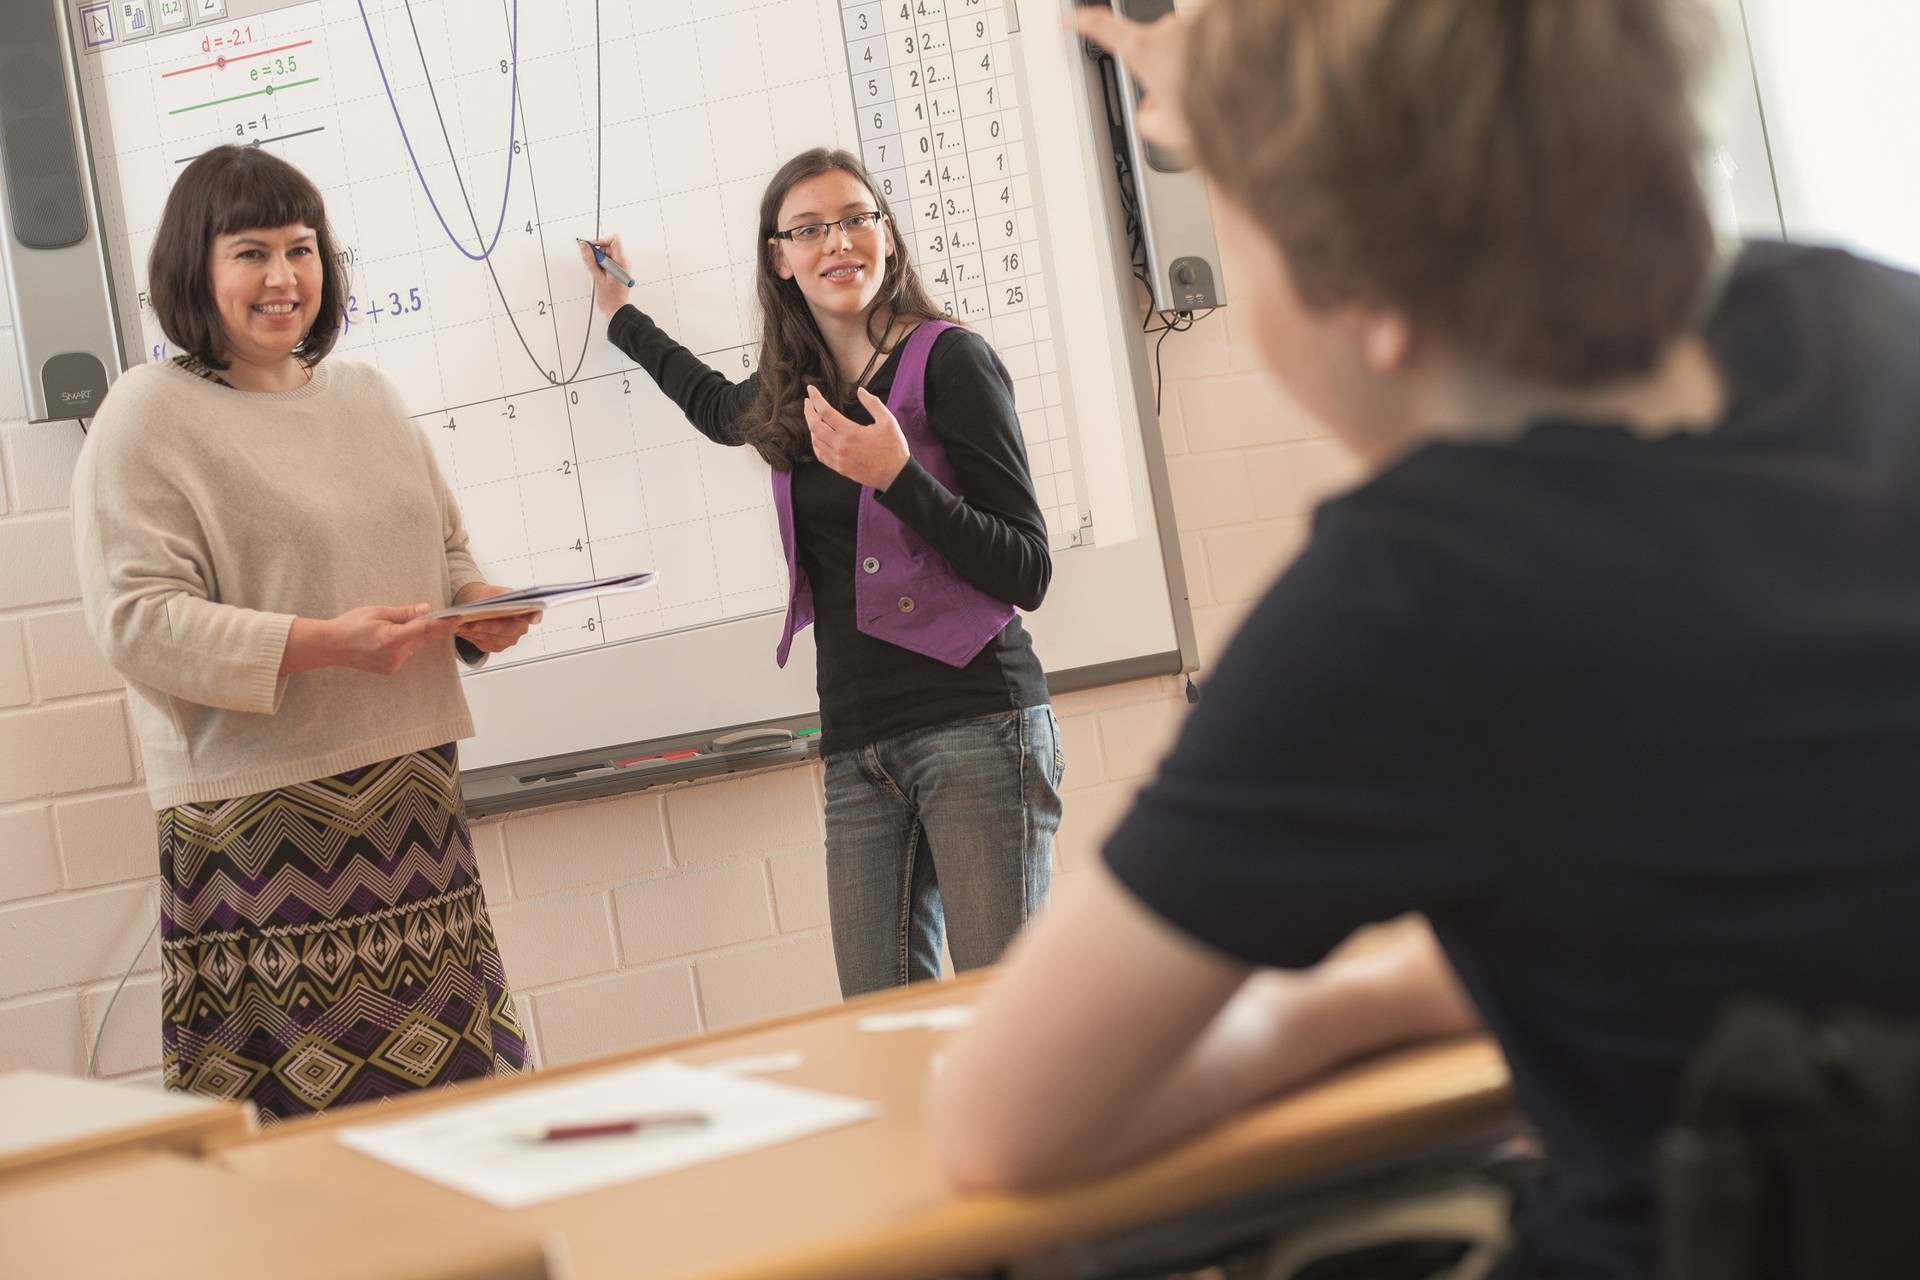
[1184,0,1715,385]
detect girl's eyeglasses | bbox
[773,211,886,244]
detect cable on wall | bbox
[1090,50,1217,416]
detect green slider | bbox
[171,77,320,116]
[795,727,822,738]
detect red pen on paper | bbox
[518,1110,711,1142]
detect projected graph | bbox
[74,0,1082,670]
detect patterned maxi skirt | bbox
[158,744,528,1121]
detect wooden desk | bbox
[0,1150,553,1279]
[213,975,1515,1280]
[0,1070,254,1183]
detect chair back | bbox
[1659,1002,1920,1280]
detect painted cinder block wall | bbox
[0,219,1359,1080]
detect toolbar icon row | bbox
[81,0,225,51]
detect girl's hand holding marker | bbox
[578,236,635,316]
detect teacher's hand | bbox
[452,583,542,654]
[311,604,462,676]
[805,384,911,491]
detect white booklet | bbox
[428,571,657,620]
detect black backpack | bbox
[1659,1002,1920,1280]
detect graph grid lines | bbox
[75,0,1090,672]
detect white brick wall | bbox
[0,219,1341,1078]
[0,881,157,999]
[695,934,841,1030]
[27,610,122,700]
[0,618,29,707]
[82,973,161,1077]
[55,789,161,889]
[0,808,60,902]
[0,514,81,610]
[613,862,776,964]
[531,966,701,1064]
[501,795,672,897]
[0,290,166,1084]
[3,418,85,512]
[0,699,134,804]
[487,891,622,991]
[0,993,84,1074]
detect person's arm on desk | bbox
[932,868,1480,1193]
[931,534,1495,1192]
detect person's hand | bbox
[804,384,912,490]
[1071,7,1194,155]
[323,604,463,675]
[451,583,542,654]
[578,234,633,319]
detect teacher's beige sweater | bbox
[72,359,484,808]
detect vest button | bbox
[897,596,916,614]
[862,556,881,574]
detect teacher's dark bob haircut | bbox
[148,145,347,369]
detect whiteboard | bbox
[64,0,1193,777]
[1701,0,1920,272]
[1739,0,1920,273]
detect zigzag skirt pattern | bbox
[158,744,528,1121]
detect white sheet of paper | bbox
[336,1059,877,1208]
[857,1005,977,1033]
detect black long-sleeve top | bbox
[607,304,1051,753]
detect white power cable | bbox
[87,912,161,1079]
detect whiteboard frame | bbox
[1701,0,1784,241]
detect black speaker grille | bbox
[0,1,88,250]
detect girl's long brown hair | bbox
[744,149,945,470]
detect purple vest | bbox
[771,320,1017,669]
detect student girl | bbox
[934,3,1920,1278]
[582,148,1063,998]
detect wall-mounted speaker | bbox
[0,0,123,423]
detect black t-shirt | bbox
[1105,243,1920,1280]
[606,306,1050,752]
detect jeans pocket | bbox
[1044,706,1066,788]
